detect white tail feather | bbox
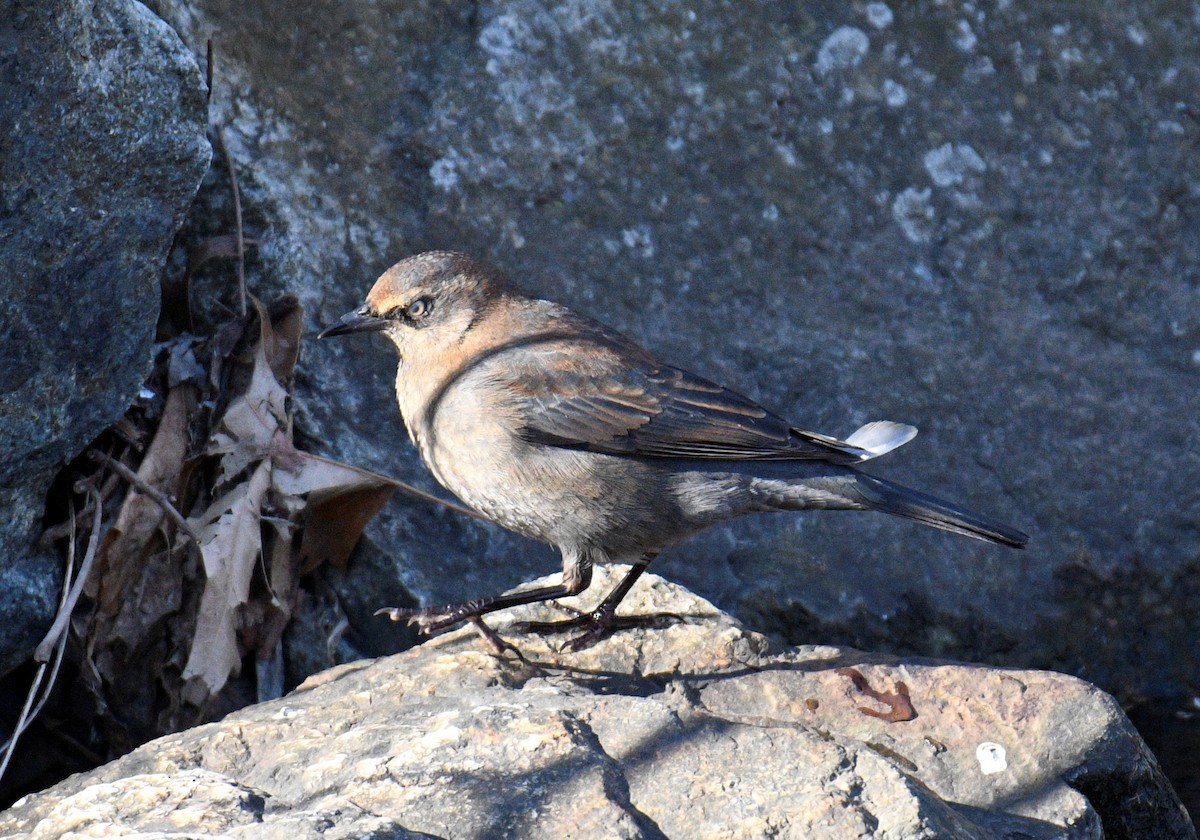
[845,421,918,460]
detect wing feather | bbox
[501,335,879,463]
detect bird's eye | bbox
[406,297,432,320]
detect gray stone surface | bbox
[0,1,211,675]
[146,0,1199,700]
[0,567,1191,839]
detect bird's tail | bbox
[851,472,1028,549]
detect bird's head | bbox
[318,251,503,362]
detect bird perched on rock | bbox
[319,251,1027,650]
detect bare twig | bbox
[183,233,259,288]
[73,467,121,507]
[39,496,96,547]
[326,616,350,662]
[0,648,47,782]
[391,480,490,523]
[213,126,247,317]
[35,490,104,662]
[0,493,98,784]
[87,449,201,547]
[39,720,104,766]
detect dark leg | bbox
[376,550,594,636]
[515,552,665,650]
[467,616,525,659]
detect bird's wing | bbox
[497,334,901,463]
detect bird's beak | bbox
[317,305,387,339]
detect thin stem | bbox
[86,449,201,547]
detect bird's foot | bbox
[376,602,486,635]
[542,600,585,618]
[376,604,524,658]
[513,608,680,652]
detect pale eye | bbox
[406,297,432,319]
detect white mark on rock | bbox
[866,3,894,29]
[774,142,798,167]
[924,143,986,187]
[883,78,908,107]
[954,20,978,52]
[976,741,1008,774]
[816,27,870,74]
[892,187,936,243]
[429,152,461,191]
[622,225,655,258]
[478,13,533,63]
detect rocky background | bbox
[0,0,210,678]
[148,0,1199,697]
[1,0,1197,829]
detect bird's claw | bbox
[374,605,474,635]
[543,600,585,618]
[375,605,524,659]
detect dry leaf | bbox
[272,451,399,572]
[64,288,409,750]
[91,385,196,618]
[263,295,302,385]
[182,459,272,695]
[255,518,298,703]
[208,347,287,485]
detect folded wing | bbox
[501,334,914,464]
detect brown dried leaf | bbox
[207,331,288,487]
[91,385,196,621]
[271,451,399,573]
[254,519,297,703]
[263,294,302,386]
[182,459,272,695]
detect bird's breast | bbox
[394,361,740,554]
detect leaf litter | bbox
[0,46,428,795]
[7,283,416,796]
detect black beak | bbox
[317,306,388,339]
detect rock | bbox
[0,566,1191,838]
[137,0,1200,709]
[0,0,210,675]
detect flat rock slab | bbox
[1,567,1190,839]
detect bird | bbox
[318,251,1027,650]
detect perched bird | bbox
[319,251,1027,650]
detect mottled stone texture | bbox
[0,1,210,674]
[145,0,1198,700]
[0,568,1192,839]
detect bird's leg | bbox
[514,552,669,650]
[376,549,594,636]
[467,616,525,659]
